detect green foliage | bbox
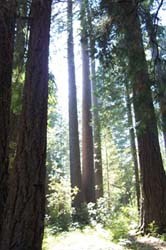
[47,73,69,177]
[72,200,138,243]
[85,198,111,226]
[46,118,70,233]
[108,206,138,242]
[47,73,58,128]
[96,61,130,151]
[46,71,70,233]
[147,221,160,235]
[147,220,166,236]
[47,117,69,177]
[101,126,135,212]
[72,203,90,227]
[70,197,138,241]
[160,233,166,241]
[46,175,71,233]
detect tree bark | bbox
[118,1,166,232]
[81,0,96,203]
[87,1,103,199]
[125,80,140,213]
[10,0,29,167]
[67,0,83,209]
[143,8,166,150]
[0,0,16,231]
[0,0,52,249]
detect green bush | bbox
[108,205,138,242]
[85,200,138,242]
[46,176,72,233]
[86,198,112,226]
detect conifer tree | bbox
[80,0,96,203]
[67,0,83,209]
[118,1,166,232]
[125,80,140,213]
[101,0,166,232]
[88,1,103,199]
[0,1,52,249]
[0,0,16,231]
[142,5,166,150]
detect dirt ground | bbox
[43,227,166,250]
[124,235,166,250]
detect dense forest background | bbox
[0,0,166,249]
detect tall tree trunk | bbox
[10,0,29,166]
[0,1,52,249]
[91,59,103,199]
[81,0,96,203]
[143,8,166,150]
[125,80,140,213]
[67,0,83,209]
[0,0,16,230]
[87,1,103,199]
[117,1,166,232]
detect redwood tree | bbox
[81,0,96,203]
[118,1,166,232]
[88,3,103,199]
[67,0,83,209]
[125,80,140,213]
[102,0,166,232]
[0,0,16,230]
[0,0,52,249]
[143,6,166,150]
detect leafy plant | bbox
[46,175,72,233]
[108,205,138,242]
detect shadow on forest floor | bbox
[123,235,166,250]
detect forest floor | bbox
[43,226,166,250]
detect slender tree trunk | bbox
[0,1,52,249]
[118,1,166,232]
[86,0,103,200]
[91,60,103,199]
[81,0,96,203]
[67,0,83,209]
[125,80,140,213]
[143,8,166,150]
[0,0,16,230]
[104,133,111,209]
